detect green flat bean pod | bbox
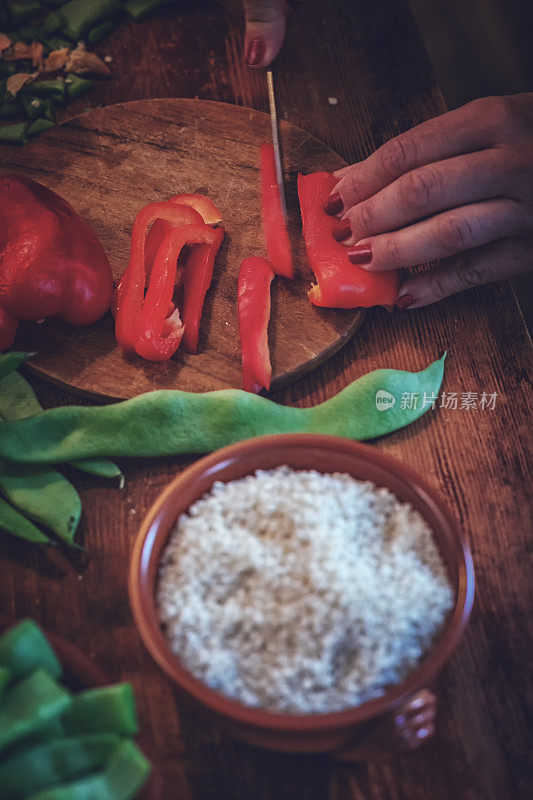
[0,461,81,546]
[0,356,446,463]
[0,372,121,479]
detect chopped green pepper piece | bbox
[124,0,173,22]
[86,18,117,46]
[23,739,150,800]
[24,77,64,103]
[0,620,61,682]
[0,734,120,800]
[0,497,50,543]
[0,122,28,145]
[6,0,42,26]
[64,73,93,100]
[26,117,55,137]
[62,684,138,737]
[56,0,123,41]
[0,670,71,753]
[21,95,55,121]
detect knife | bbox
[266,67,288,220]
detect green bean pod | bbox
[0,372,121,479]
[0,353,35,381]
[0,461,81,546]
[0,356,446,463]
[0,496,50,545]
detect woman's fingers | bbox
[332,148,526,247]
[327,96,523,214]
[243,0,286,67]
[351,198,529,271]
[396,235,533,309]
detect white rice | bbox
[157,466,454,714]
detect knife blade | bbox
[266,67,287,221]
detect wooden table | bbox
[1,1,531,798]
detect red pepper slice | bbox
[238,256,274,393]
[145,193,223,273]
[115,202,203,354]
[260,144,294,279]
[0,175,113,350]
[135,223,222,362]
[181,225,225,354]
[297,171,400,308]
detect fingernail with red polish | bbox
[348,244,372,265]
[395,293,416,310]
[324,192,343,215]
[246,38,265,66]
[332,219,351,241]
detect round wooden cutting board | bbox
[2,99,364,400]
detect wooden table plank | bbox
[1,2,531,799]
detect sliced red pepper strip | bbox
[238,256,274,393]
[135,223,222,361]
[298,172,400,308]
[181,225,225,354]
[145,193,223,274]
[114,202,203,353]
[260,143,294,279]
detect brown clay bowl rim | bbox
[129,434,475,733]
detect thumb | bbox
[243,0,286,68]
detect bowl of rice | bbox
[129,434,474,756]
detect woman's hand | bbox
[325,94,533,309]
[241,1,287,67]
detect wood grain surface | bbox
[0,2,531,800]
[3,99,364,399]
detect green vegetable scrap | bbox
[6,0,42,27]
[0,355,447,463]
[21,95,55,121]
[53,0,123,41]
[0,669,72,753]
[0,619,61,683]
[0,733,120,800]
[0,122,28,144]
[23,739,151,800]
[63,684,138,737]
[124,0,175,22]
[64,73,94,101]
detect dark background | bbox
[408,0,533,330]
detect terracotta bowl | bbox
[129,434,474,758]
[0,617,161,799]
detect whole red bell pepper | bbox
[114,201,204,354]
[238,256,274,393]
[298,171,400,308]
[260,144,294,279]
[0,174,113,351]
[135,223,223,361]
